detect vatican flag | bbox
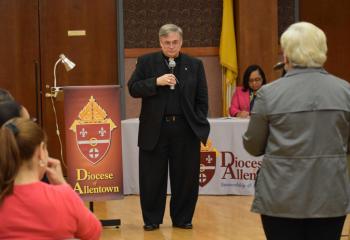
[220,0,238,116]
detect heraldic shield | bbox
[70,96,116,165]
[76,123,111,164]
[199,140,217,187]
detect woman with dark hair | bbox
[0,100,30,127]
[0,118,102,239]
[0,100,23,126]
[0,88,30,122]
[0,100,30,126]
[0,88,14,102]
[229,64,267,118]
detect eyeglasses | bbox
[161,40,180,48]
[249,77,262,83]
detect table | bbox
[121,118,263,195]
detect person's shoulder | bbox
[135,52,162,67]
[181,53,201,63]
[43,182,77,197]
[257,77,283,97]
[24,182,75,200]
[326,73,350,100]
[138,51,162,61]
[304,69,350,92]
[326,72,350,87]
[234,86,248,94]
[236,86,244,91]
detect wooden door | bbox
[39,0,118,165]
[300,0,350,81]
[0,0,119,170]
[0,0,40,119]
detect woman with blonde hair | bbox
[243,22,350,240]
[0,118,102,239]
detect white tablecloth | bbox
[121,118,263,195]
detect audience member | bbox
[0,100,22,126]
[0,118,102,239]
[0,88,30,122]
[243,22,350,240]
[0,88,14,102]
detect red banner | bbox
[64,85,123,201]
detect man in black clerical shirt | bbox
[128,23,210,231]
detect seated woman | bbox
[0,100,29,126]
[229,65,267,118]
[0,88,14,102]
[0,118,102,239]
[0,88,30,122]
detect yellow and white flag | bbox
[219,0,238,116]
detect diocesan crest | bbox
[70,96,116,165]
[199,139,218,187]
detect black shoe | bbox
[143,224,159,231]
[173,223,193,229]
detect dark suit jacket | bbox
[128,51,210,150]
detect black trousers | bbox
[261,215,346,240]
[139,117,200,225]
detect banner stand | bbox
[89,202,121,228]
[63,85,124,228]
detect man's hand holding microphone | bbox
[156,58,177,89]
[156,74,177,88]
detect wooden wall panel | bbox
[300,0,350,81]
[235,0,279,84]
[39,0,118,89]
[125,47,219,58]
[0,0,40,119]
[39,0,118,161]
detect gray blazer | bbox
[243,67,350,218]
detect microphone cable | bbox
[49,94,67,168]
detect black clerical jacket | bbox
[128,51,210,150]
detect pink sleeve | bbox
[229,87,250,116]
[64,187,102,240]
[229,89,241,117]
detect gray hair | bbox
[281,22,327,67]
[159,24,183,38]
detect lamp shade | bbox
[59,54,76,71]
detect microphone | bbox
[168,58,176,90]
[273,61,287,77]
[273,61,285,70]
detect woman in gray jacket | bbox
[243,22,350,240]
